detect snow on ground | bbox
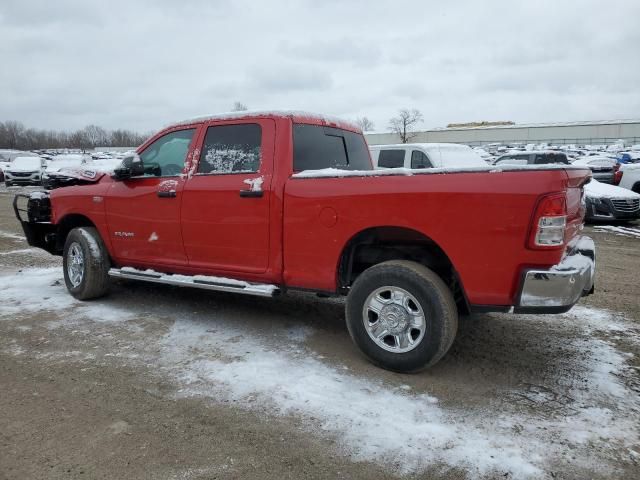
[1,268,639,478]
[594,225,640,238]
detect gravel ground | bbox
[1,184,639,480]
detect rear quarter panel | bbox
[283,169,579,306]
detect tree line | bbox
[1,107,428,151]
[0,121,149,151]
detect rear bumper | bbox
[515,236,595,314]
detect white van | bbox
[369,143,488,170]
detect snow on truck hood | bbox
[584,179,640,200]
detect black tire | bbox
[346,260,458,373]
[5,181,12,187]
[62,227,110,300]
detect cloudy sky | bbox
[2,0,639,133]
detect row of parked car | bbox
[0,149,128,188]
[3,141,640,224]
[371,143,640,223]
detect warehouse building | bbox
[365,119,640,146]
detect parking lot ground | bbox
[1,186,639,480]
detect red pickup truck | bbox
[14,111,595,372]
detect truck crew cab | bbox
[14,111,595,372]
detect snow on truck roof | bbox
[172,110,360,132]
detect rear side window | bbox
[411,150,432,168]
[198,124,262,174]
[378,150,405,168]
[293,124,371,171]
[534,153,569,165]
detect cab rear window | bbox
[293,124,371,171]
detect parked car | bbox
[571,156,618,184]
[493,151,570,166]
[370,143,487,169]
[616,151,640,164]
[13,111,595,373]
[616,164,640,194]
[584,179,640,222]
[4,156,46,186]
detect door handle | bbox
[239,190,263,198]
[157,190,177,198]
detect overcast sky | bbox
[2,0,639,133]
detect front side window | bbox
[293,124,371,171]
[378,149,405,168]
[411,150,432,169]
[198,124,262,174]
[139,129,195,176]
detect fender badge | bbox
[92,196,103,203]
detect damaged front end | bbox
[13,192,58,254]
[42,167,107,190]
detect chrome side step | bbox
[108,267,279,297]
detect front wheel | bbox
[346,260,458,373]
[63,227,110,300]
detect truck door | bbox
[181,119,275,274]
[105,127,198,266]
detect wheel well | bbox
[337,226,469,314]
[632,182,640,194]
[55,214,96,253]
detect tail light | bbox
[528,192,567,249]
[613,164,622,185]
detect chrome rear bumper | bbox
[515,236,595,313]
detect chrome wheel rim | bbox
[67,242,85,287]
[362,286,426,353]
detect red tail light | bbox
[528,192,567,249]
[613,164,622,185]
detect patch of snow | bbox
[0,230,26,241]
[594,225,640,239]
[29,191,49,200]
[292,164,587,179]
[0,268,135,324]
[160,319,543,477]
[158,179,179,190]
[243,176,263,192]
[584,179,640,200]
[0,248,35,256]
[172,110,360,132]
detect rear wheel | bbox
[63,227,110,300]
[346,260,458,373]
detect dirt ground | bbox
[1,185,639,480]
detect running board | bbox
[108,267,279,297]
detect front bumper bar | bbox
[516,236,595,313]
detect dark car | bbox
[493,151,570,166]
[584,180,640,222]
[571,156,618,184]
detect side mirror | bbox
[112,154,145,180]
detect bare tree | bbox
[355,117,375,132]
[231,101,248,112]
[83,125,109,148]
[389,109,424,143]
[3,121,25,149]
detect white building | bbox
[365,119,640,146]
